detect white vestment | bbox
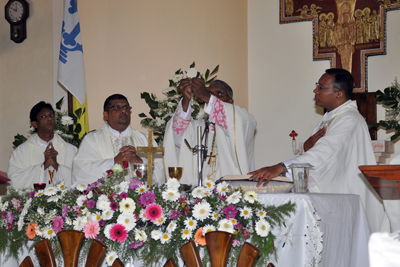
[295,100,385,232]
[164,96,257,185]
[72,123,165,184]
[8,134,77,189]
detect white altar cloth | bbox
[0,193,370,267]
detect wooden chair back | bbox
[179,240,203,267]
[19,256,34,267]
[236,242,260,267]
[58,230,84,267]
[205,231,234,267]
[111,258,125,267]
[163,258,178,267]
[267,263,275,267]
[85,239,108,267]
[35,239,57,267]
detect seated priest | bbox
[8,101,77,188]
[249,68,385,232]
[72,94,164,184]
[164,78,257,185]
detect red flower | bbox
[123,161,129,169]
[110,224,128,243]
[145,203,163,222]
[136,170,142,177]
[106,170,113,176]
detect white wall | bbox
[248,0,400,169]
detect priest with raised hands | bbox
[72,94,164,184]
[8,101,77,189]
[164,78,257,185]
[249,68,385,232]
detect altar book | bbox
[220,175,293,194]
[221,175,292,183]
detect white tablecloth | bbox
[0,193,370,267]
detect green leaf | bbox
[375,90,383,96]
[141,92,152,103]
[70,112,78,124]
[149,110,157,119]
[210,65,219,76]
[13,134,27,147]
[205,76,217,85]
[175,68,182,75]
[74,108,82,119]
[205,69,210,80]
[55,97,64,110]
[391,133,400,141]
[74,123,82,134]
[189,62,195,68]
[138,113,148,118]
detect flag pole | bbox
[67,91,73,114]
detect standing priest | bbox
[164,78,257,185]
[72,94,164,184]
[8,101,77,188]
[250,68,385,232]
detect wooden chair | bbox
[205,231,234,267]
[35,239,57,267]
[111,258,125,267]
[180,240,203,267]
[85,239,108,267]
[236,242,260,267]
[19,256,34,267]
[163,258,178,267]
[267,263,275,267]
[58,230,84,267]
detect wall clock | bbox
[4,0,29,43]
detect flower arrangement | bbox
[13,97,86,148]
[370,78,400,141]
[0,164,296,267]
[139,62,219,145]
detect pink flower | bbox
[119,192,128,200]
[83,221,100,239]
[145,203,163,222]
[53,216,64,233]
[138,192,156,207]
[232,239,241,247]
[110,224,128,243]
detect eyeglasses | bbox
[109,105,132,111]
[315,82,330,90]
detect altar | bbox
[1,192,370,267]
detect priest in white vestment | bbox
[73,94,164,184]
[250,68,385,232]
[8,101,77,189]
[164,78,257,185]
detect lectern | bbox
[358,165,400,200]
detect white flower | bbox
[65,217,72,225]
[105,251,118,266]
[1,201,8,211]
[76,183,88,192]
[30,126,35,132]
[104,224,113,240]
[216,182,230,196]
[244,191,258,204]
[172,74,183,83]
[204,179,215,191]
[280,225,294,245]
[35,191,44,197]
[43,187,57,196]
[135,229,147,242]
[218,219,234,233]
[184,217,197,231]
[119,198,136,213]
[62,133,74,139]
[111,164,124,174]
[162,188,180,201]
[196,109,206,119]
[98,194,108,202]
[166,221,177,233]
[151,230,162,240]
[139,209,148,222]
[18,216,24,231]
[227,191,242,204]
[167,102,176,108]
[136,185,148,194]
[154,215,166,226]
[55,130,62,135]
[255,219,271,237]
[102,209,114,221]
[256,209,266,219]
[160,232,171,244]
[211,211,219,221]
[191,187,205,199]
[87,191,93,199]
[21,198,32,216]
[162,87,174,94]
[192,202,211,221]
[73,217,87,231]
[166,178,180,190]
[42,227,56,239]
[117,213,136,231]
[239,206,253,219]
[37,207,45,215]
[187,68,198,78]
[155,97,163,102]
[91,212,102,222]
[76,195,87,206]
[182,229,192,240]
[203,188,212,197]
[97,200,111,211]
[47,195,61,203]
[156,119,166,126]
[58,183,66,190]
[61,115,74,125]
[202,224,216,236]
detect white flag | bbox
[57,0,86,105]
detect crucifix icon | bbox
[280,0,400,92]
[136,131,165,186]
[290,130,298,141]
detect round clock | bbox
[4,0,29,43]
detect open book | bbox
[221,175,292,183]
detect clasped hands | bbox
[114,146,143,165]
[44,142,59,171]
[180,78,210,111]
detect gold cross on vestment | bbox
[136,131,164,186]
[206,152,216,165]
